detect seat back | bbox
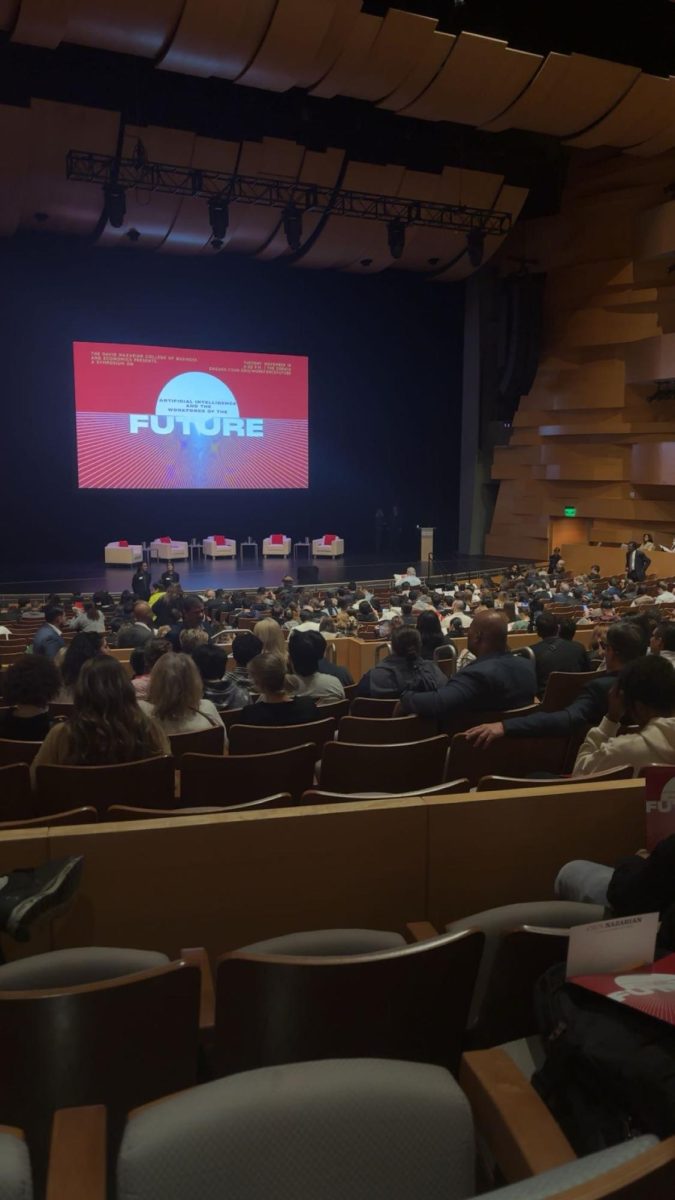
[0,763,33,819]
[337,715,436,744]
[215,930,484,1078]
[320,736,449,794]
[350,697,399,717]
[541,671,598,712]
[180,744,316,806]
[477,764,635,791]
[117,1059,474,1200]
[301,779,470,804]
[35,756,175,817]
[228,718,335,756]
[0,739,41,768]
[106,795,294,821]
[468,927,570,1048]
[481,1133,675,1200]
[448,733,570,788]
[0,960,200,1191]
[168,726,225,761]
[315,698,350,721]
[0,1129,32,1200]
[0,807,98,830]
[444,706,540,739]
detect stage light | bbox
[283,204,303,252]
[387,218,406,260]
[467,228,486,267]
[104,183,126,229]
[208,197,229,242]
[126,228,141,242]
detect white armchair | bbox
[104,541,143,565]
[312,534,344,558]
[263,534,292,558]
[203,536,236,559]
[150,538,189,561]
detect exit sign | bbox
[564,506,577,517]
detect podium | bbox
[419,526,435,567]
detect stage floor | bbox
[0,553,521,595]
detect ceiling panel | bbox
[341,10,438,105]
[310,12,382,100]
[159,0,276,81]
[403,32,542,126]
[378,28,454,112]
[567,74,675,150]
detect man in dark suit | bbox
[399,610,536,724]
[464,621,645,748]
[626,540,650,582]
[531,612,591,696]
[31,605,66,659]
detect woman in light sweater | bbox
[139,651,225,737]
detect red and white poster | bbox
[571,953,675,1027]
[73,341,309,490]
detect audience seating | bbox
[228,718,335,756]
[301,779,470,804]
[0,807,98,831]
[35,756,175,817]
[314,698,350,721]
[541,671,599,712]
[0,762,33,817]
[447,733,571,788]
[350,697,399,717]
[443,706,540,740]
[107,795,294,821]
[214,928,484,1077]
[337,715,436,744]
[0,739,41,767]
[48,703,74,718]
[0,953,200,1192]
[319,736,449,794]
[168,726,225,761]
[221,707,244,731]
[180,744,316,806]
[477,764,634,791]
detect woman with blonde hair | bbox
[237,652,320,726]
[253,617,288,664]
[140,651,224,736]
[31,656,168,779]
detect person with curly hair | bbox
[1,655,61,740]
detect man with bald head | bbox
[116,601,155,649]
[399,610,535,725]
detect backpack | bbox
[532,963,675,1155]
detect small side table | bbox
[188,540,203,562]
[293,539,312,560]
[240,540,259,561]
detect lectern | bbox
[419,526,435,567]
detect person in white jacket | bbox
[573,655,675,776]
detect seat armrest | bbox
[181,946,215,1030]
[406,921,439,942]
[47,1106,106,1200]
[460,1048,576,1183]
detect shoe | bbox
[0,856,84,942]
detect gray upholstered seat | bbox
[117,1058,474,1200]
[0,1130,32,1200]
[0,947,169,990]
[486,1135,658,1198]
[445,901,604,1026]
[239,928,406,956]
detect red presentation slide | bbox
[73,341,309,489]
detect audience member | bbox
[192,644,249,710]
[572,655,675,776]
[32,605,66,659]
[159,561,180,589]
[140,652,224,736]
[237,652,321,726]
[229,632,263,692]
[166,594,214,650]
[655,581,675,604]
[650,621,675,666]
[31,656,168,778]
[400,611,535,722]
[116,601,156,648]
[357,627,446,699]
[130,637,172,700]
[465,621,645,747]
[67,601,106,633]
[55,631,107,702]
[1,656,60,740]
[530,612,591,696]
[288,631,345,702]
[416,611,446,660]
[178,627,209,655]
[19,598,46,623]
[254,617,288,664]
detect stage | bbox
[0,553,522,596]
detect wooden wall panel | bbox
[487,146,675,556]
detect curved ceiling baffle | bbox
[482,52,640,138]
[398,31,542,125]
[566,74,675,151]
[293,161,406,272]
[377,25,454,113]
[324,8,438,105]
[386,165,504,276]
[96,123,196,250]
[9,0,185,54]
[157,135,240,256]
[157,0,276,79]
[255,146,346,262]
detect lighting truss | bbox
[66,150,513,236]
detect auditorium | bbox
[4,2,675,1196]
